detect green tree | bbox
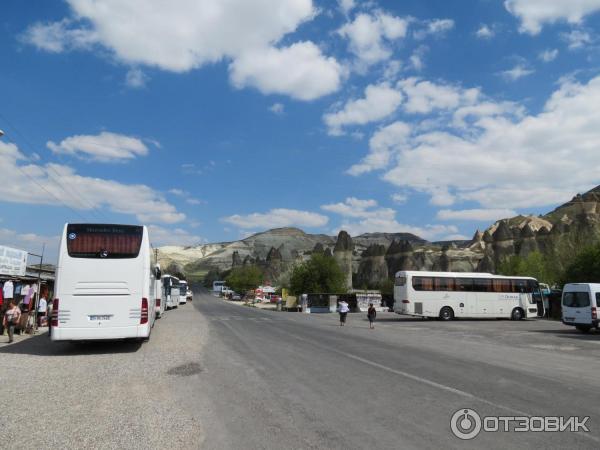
[289,254,347,295]
[226,265,264,293]
[203,268,224,289]
[498,251,558,284]
[562,243,600,285]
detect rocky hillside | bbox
[159,186,600,286]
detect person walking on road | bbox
[338,299,350,326]
[3,300,21,343]
[367,303,377,329]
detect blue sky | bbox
[2,0,600,262]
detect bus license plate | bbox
[89,315,112,321]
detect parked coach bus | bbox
[162,275,180,309]
[394,271,540,320]
[154,264,165,319]
[51,223,158,342]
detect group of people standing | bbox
[337,300,377,329]
[0,282,49,344]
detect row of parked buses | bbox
[394,270,600,333]
[50,223,192,342]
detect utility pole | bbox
[27,244,45,333]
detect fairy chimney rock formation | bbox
[333,230,354,290]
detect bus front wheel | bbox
[511,308,524,321]
[439,307,454,321]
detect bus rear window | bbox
[66,224,143,259]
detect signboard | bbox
[0,245,28,276]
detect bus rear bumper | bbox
[51,324,150,341]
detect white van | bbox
[562,283,600,333]
[51,223,157,342]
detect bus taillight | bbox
[155,298,160,308]
[592,307,597,320]
[141,298,149,325]
[51,299,59,327]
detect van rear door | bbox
[562,286,592,325]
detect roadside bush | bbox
[289,254,347,295]
[226,266,264,293]
[561,243,600,284]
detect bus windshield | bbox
[66,224,143,259]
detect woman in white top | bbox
[338,300,350,326]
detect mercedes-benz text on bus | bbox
[394,271,539,320]
[52,223,157,341]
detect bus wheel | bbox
[439,307,454,321]
[576,325,591,333]
[511,308,524,321]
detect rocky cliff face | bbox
[159,186,600,287]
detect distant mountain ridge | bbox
[159,185,600,285]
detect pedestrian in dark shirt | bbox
[367,303,376,329]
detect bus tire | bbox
[439,307,454,321]
[511,308,524,321]
[576,325,591,333]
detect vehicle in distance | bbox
[394,271,540,320]
[51,223,157,341]
[562,283,600,333]
[186,288,193,302]
[179,280,188,305]
[162,275,180,309]
[154,264,164,318]
[212,280,225,294]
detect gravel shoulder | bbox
[0,303,208,450]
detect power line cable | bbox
[0,112,110,222]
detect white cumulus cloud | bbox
[505,0,600,34]
[222,208,329,229]
[476,24,495,39]
[323,83,403,135]
[338,11,409,67]
[229,42,342,100]
[414,18,455,40]
[0,141,184,223]
[21,0,342,101]
[539,49,559,62]
[47,131,151,162]
[349,75,600,211]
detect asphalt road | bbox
[192,291,600,450]
[1,290,600,449]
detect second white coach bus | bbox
[162,275,180,309]
[394,271,540,320]
[51,223,158,341]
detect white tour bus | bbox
[154,264,165,319]
[51,223,157,342]
[394,271,539,320]
[562,283,600,333]
[179,280,188,305]
[162,275,180,309]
